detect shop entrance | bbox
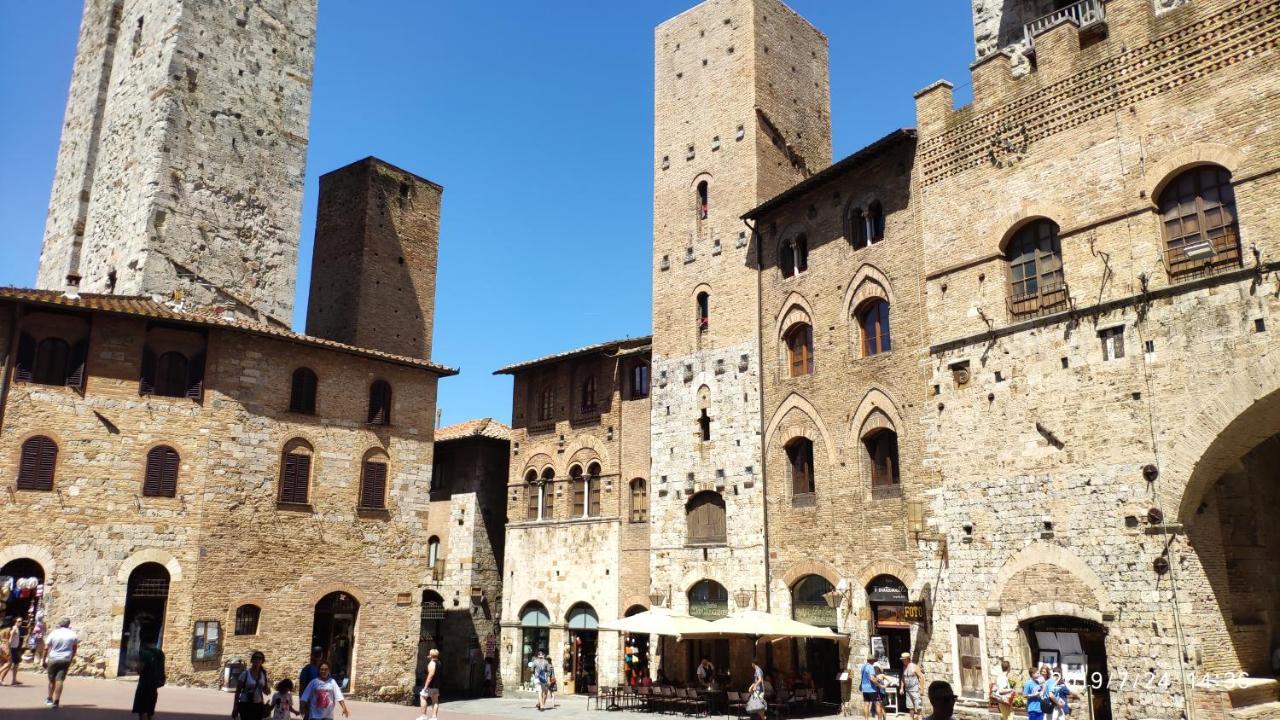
[2,558,45,662]
[866,575,911,674]
[117,563,170,676]
[312,592,359,690]
[623,605,650,685]
[567,603,599,694]
[792,575,841,703]
[519,602,550,685]
[415,591,445,691]
[1023,616,1110,720]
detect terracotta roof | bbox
[741,128,916,220]
[493,335,652,375]
[435,418,510,443]
[0,287,457,375]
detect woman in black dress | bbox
[132,641,165,720]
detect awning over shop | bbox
[599,608,716,636]
[678,610,844,641]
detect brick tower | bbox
[37,0,316,327]
[648,0,830,675]
[305,157,441,360]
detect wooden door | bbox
[957,625,983,699]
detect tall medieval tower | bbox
[649,0,830,667]
[37,0,316,327]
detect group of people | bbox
[990,662,1072,720]
[229,646,351,720]
[857,652,927,720]
[0,616,80,710]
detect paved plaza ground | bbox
[0,669,639,720]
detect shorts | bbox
[904,688,922,708]
[861,691,879,703]
[1028,711,1044,720]
[421,687,440,703]
[47,659,71,682]
[7,647,19,666]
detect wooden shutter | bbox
[361,461,387,509]
[709,497,725,542]
[66,339,88,389]
[17,436,56,491]
[589,477,600,517]
[543,481,554,518]
[14,333,35,383]
[144,446,179,497]
[368,381,391,425]
[185,352,205,401]
[527,483,540,520]
[280,451,311,504]
[573,476,585,516]
[139,347,156,395]
[958,625,983,698]
[291,368,317,414]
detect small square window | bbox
[1144,340,1155,354]
[1255,318,1267,333]
[1100,326,1125,361]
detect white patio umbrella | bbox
[677,609,842,641]
[599,607,717,636]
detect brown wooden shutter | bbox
[361,461,387,509]
[143,446,179,497]
[18,436,56,491]
[66,339,88,389]
[527,483,539,520]
[368,381,391,425]
[573,479,585,516]
[160,447,179,496]
[589,478,600,517]
[280,452,311,504]
[14,333,35,383]
[185,352,205,401]
[139,347,156,395]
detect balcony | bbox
[1024,0,1106,49]
[1008,279,1071,319]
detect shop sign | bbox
[874,602,928,628]
[689,601,728,621]
[793,603,837,628]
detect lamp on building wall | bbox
[649,588,667,608]
[470,586,485,605]
[906,500,925,536]
[734,588,754,609]
[821,588,846,610]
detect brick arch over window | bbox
[566,434,612,470]
[987,542,1112,613]
[116,549,184,584]
[764,393,837,468]
[1145,143,1245,202]
[842,264,898,318]
[306,583,367,607]
[779,559,842,589]
[772,292,816,343]
[848,388,906,445]
[853,560,916,597]
[990,198,1074,253]
[0,545,56,579]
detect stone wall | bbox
[38,0,314,327]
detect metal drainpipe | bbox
[744,216,770,613]
[0,303,20,437]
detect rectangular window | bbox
[1100,326,1125,361]
[573,480,586,517]
[192,620,222,663]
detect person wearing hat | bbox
[924,680,957,720]
[40,617,78,709]
[901,652,925,720]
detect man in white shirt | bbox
[41,618,78,709]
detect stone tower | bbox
[648,0,830,661]
[305,157,441,360]
[37,0,316,327]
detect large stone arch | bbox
[854,559,917,592]
[987,542,1111,613]
[848,387,907,443]
[842,264,898,316]
[779,559,842,589]
[773,291,816,342]
[567,433,613,470]
[308,583,368,607]
[116,548,184,584]
[0,544,56,578]
[764,393,838,468]
[992,200,1074,252]
[1012,601,1104,626]
[1145,142,1246,202]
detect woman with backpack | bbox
[132,640,166,720]
[233,651,271,720]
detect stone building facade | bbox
[37,0,315,327]
[495,337,652,693]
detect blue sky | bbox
[0,1,973,427]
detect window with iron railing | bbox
[1007,220,1068,316]
[1159,165,1241,280]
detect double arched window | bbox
[367,380,392,425]
[847,202,885,250]
[784,323,814,377]
[780,235,809,278]
[143,445,179,498]
[1159,165,1241,278]
[1006,219,1066,315]
[524,469,541,520]
[857,300,891,356]
[686,491,726,545]
[570,462,602,518]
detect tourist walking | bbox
[2,617,22,685]
[530,650,554,711]
[923,680,957,720]
[858,652,884,720]
[40,617,77,709]
[483,657,495,697]
[271,678,301,719]
[696,656,715,689]
[745,660,767,720]
[1023,668,1046,720]
[991,660,1015,720]
[417,648,441,720]
[900,652,925,720]
[299,647,325,718]
[300,661,350,719]
[132,639,166,720]
[232,651,271,720]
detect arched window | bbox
[143,445,179,498]
[359,450,389,509]
[570,464,586,517]
[858,300,891,356]
[234,604,261,635]
[686,491,726,545]
[698,408,712,442]
[697,292,710,333]
[580,374,597,414]
[867,201,885,244]
[519,602,551,683]
[278,439,313,505]
[367,380,392,425]
[1006,219,1066,315]
[780,235,809,278]
[785,323,814,377]
[428,535,441,567]
[1159,165,1241,278]
[540,466,555,519]
[630,478,648,523]
[16,435,57,491]
[697,180,709,221]
[630,361,650,400]
[525,469,540,520]
[154,351,190,397]
[792,575,836,628]
[16,334,86,388]
[864,429,900,489]
[538,386,554,422]
[32,338,70,385]
[587,461,601,517]
[786,437,815,496]
[687,580,729,621]
[290,367,318,414]
[847,206,868,250]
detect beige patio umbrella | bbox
[677,609,842,641]
[599,607,718,636]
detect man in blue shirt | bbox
[859,652,884,720]
[1023,668,1045,720]
[298,646,325,718]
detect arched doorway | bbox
[866,575,910,673]
[519,602,550,685]
[415,591,445,690]
[566,603,598,694]
[687,580,729,684]
[792,575,841,702]
[1,558,45,659]
[1022,615,1110,720]
[118,562,170,676]
[623,605,649,685]
[312,592,359,690]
